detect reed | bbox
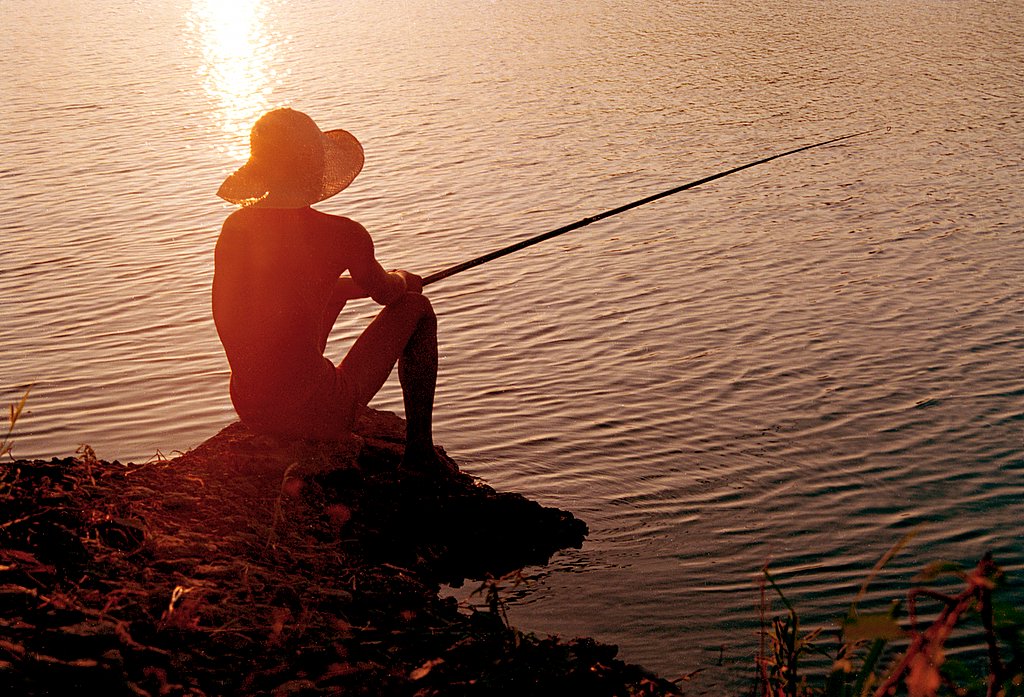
[470,569,530,633]
[1,387,31,460]
[754,541,1022,697]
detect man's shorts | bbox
[230,358,362,441]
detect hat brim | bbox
[217,128,365,208]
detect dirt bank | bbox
[0,408,681,696]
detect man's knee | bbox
[395,292,435,320]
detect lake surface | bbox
[2,0,1022,690]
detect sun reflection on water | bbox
[188,0,279,160]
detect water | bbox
[2,0,1022,690]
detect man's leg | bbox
[339,293,438,464]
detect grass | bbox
[2,389,1019,695]
[754,536,1023,697]
[1,387,31,460]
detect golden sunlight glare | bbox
[189,0,277,159]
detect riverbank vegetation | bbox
[1,393,1020,695]
[755,540,1022,697]
[1,387,30,460]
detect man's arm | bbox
[317,276,371,353]
[333,276,370,303]
[345,222,408,306]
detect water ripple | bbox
[2,0,1022,686]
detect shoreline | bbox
[0,408,682,696]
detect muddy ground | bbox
[0,408,683,696]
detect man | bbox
[213,108,441,470]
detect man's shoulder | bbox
[220,207,364,233]
[310,209,367,234]
[217,208,248,245]
[221,206,247,229]
[309,210,373,251]
[220,206,269,235]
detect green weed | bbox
[755,539,1023,697]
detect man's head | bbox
[217,108,364,208]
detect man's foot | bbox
[400,444,459,477]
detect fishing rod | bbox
[421,128,880,287]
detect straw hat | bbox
[217,108,364,208]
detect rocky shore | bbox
[0,407,682,696]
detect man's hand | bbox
[394,270,423,294]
